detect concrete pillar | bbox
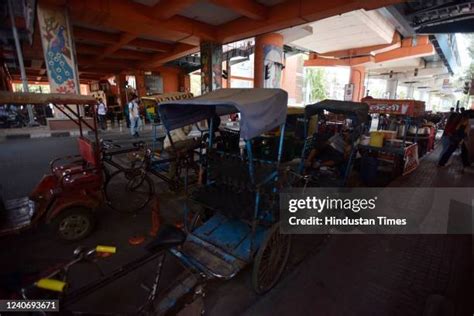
[254,33,284,88]
[349,66,365,102]
[116,74,128,109]
[180,73,191,93]
[406,85,415,99]
[200,41,222,94]
[222,60,231,88]
[37,3,80,119]
[386,79,398,99]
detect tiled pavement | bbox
[241,234,471,316]
[236,147,473,316]
[389,145,474,187]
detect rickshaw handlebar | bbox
[22,245,116,298]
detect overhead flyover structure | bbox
[0,0,404,90]
[287,1,464,106]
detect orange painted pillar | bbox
[254,33,284,88]
[349,66,365,102]
[135,72,146,97]
[180,73,191,93]
[116,73,128,109]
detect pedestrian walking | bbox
[97,98,107,130]
[439,107,460,158]
[128,94,141,137]
[438,112,470,167]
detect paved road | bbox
[0,137,78,199]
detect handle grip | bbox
[96,245,116,254]
[36,278,66,292]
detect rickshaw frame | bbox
[298,99,369,187]
[21,88,292,315]
[155,88,292,310]
[0,92,102,240]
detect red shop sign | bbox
[403,143,419,175]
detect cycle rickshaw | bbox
[294,99,369,187]
[27,88,292,315]
[0,92,104,241]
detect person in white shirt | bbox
[96,98,107,130]
[128,94,141,137]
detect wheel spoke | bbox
[253,224,291,294]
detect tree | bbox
[467,34,474,77]
[305,68,327,102]
[461,34,474,107]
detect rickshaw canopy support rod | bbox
[8,0,35,125]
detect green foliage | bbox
[305,68,327,102]
[465,34,474,78]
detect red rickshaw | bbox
[0,92,103,241]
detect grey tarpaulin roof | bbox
[305,99,369,126]
[158,88,288,140]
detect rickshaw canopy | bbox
[159,88,288,140]
[304,99,369,126]
[0,92,97,105]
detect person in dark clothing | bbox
[440,110,461,158]
[438,113,469,167]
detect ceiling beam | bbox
[304,55,374,67]
[75,43,103,56]
[60,0,217,44]
[107,49,153,60]
[128,38,173,52]
[73,27,120,44]
[209,0,267,20]
[94,32,137,62]
[139,43,199,69]
[76,43,154,60]
[78,65,122,73]
[150,0,199,20]
[304,35,435,67]
[319,32,402,58]
[78,55,137,70]
[374,43,435,63]
[217,0,405,43]
[74,28,173,52]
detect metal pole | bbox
[8,0,35,125]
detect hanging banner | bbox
[37,4,79,95]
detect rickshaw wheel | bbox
[252,223,291,294]
[52,207,94,241]
[104,169,154,213]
